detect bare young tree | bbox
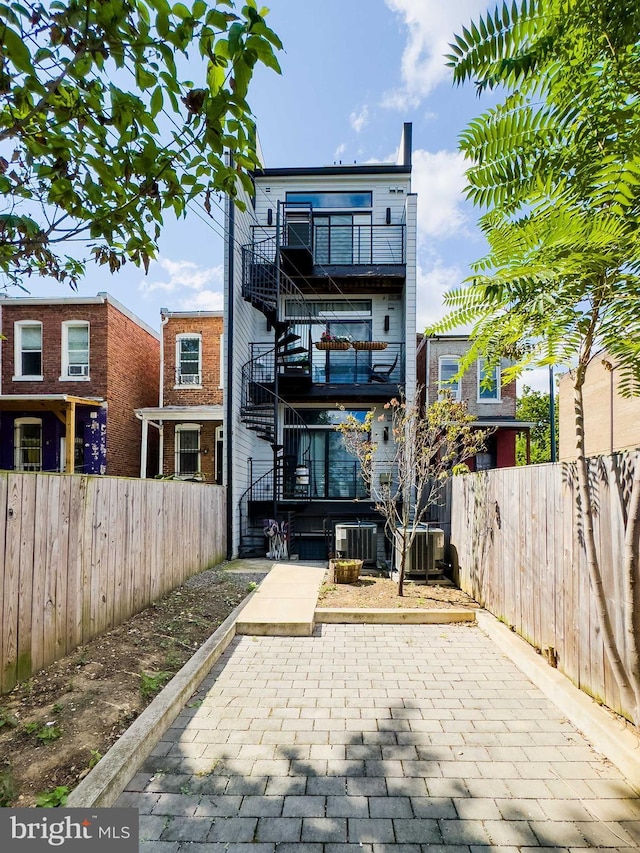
[337,390,490,595]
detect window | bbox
[176,335,202,386]
[61,321,90,379]
[438,356,461,400]
[14,418,42,471]
[14,321,42,379]
[175,424,201,476]
[478,359,501,401]
[285,191,372,209]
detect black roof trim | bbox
[253,165,412,178]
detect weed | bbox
[51,702,65,715]
[0,708,18,729]
[35,786,69,807]
[24,721,62,742]
[88,749,102,769]
[246,581,258,592]
[139,671,172,699]
[187,700,203,708]
[179,783,192,795]
[164,650,182,670]
[0,768,16,807]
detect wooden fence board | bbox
[450,452,639,722]
[0,473,225,693]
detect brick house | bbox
[136,310,224,483]
[0,293,160,477]
[417,334,531,469]
[558,353,640,460]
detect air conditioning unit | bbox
[68,364,88,376]
[394,525,445,579]
[335,522,378,564]
[179,373,201,385]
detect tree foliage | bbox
[515,383,558,465]
[0,0,281,287]
[337,392,489,596]
[430,0,640,723]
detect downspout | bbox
[159,311,169,477]
[225,159,235,559]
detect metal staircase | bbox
[238,209,314,556]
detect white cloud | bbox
[182,290,224,311]
[416,257,465,332]
[350,105,369,133]
[139,257,223,297]
[412,148,469,239]
[334,142,346,161]
[383,0,489,108]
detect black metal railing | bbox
[311,342,404,385]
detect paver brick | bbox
[282,796,326,817]
[348,818,395,843]
[326,795,369,817]
[255,817,302,843]
[301,818,348,842]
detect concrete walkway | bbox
[116,621,640,852]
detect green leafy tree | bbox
[337,391,489,596]
[429,0,640,722]
[0,0,281,287]
[515,384,558,465]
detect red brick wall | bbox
[162,422,219,482]
[163,315,223,407]
[1,300,160,477]
[105,302,160,477]
[1,303,108,396]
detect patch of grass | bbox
[35,786,69,807]
[24,721,62,743]
[0,767,16,807]
[0,708,19,730]
[139,671,172,699]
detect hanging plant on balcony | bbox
[352,341,388,351]
[315,330,351,350]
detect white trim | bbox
[477,358,501,403]
[175,333,202,387]
[13,320,43,381]
[14,416,43,471]
[175,422,201,477]
[60,320,90,381]
[438,355,461,401]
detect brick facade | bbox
[0,295,159,477]
[158,312,224,484]
[558,356,640,460]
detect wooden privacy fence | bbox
[450,452,638,721]
[0,472,226,693]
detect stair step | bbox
[276,346,308,358]
[277,332,301,347]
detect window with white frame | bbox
[14,417,43,471]
[176,335,202,385]
[175,424,201,476]
[14,321,43,379]
[478,358,501,401]
[61,321,90,379]
[438,356,461,400]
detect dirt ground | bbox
[0,562,476,807]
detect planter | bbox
[329,558,363,584]
[315,341,351,351]
[352,341,388,351]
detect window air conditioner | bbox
[179,373,201,385]
[68,364,88,376]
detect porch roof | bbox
[135,405,223,422]
[0,394,104,410]
[471,418,535,429]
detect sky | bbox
[7,0,551,393]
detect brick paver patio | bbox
[115,623,640,851]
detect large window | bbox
[62,321,90,378]
[285,191,372,209]
[176,335,202,386]
[478,359,501,401]
[438,356,461,400]
[14,418,42,471]
[288,410,369,500]
[175,424,201,477]
[14,321,42,379]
